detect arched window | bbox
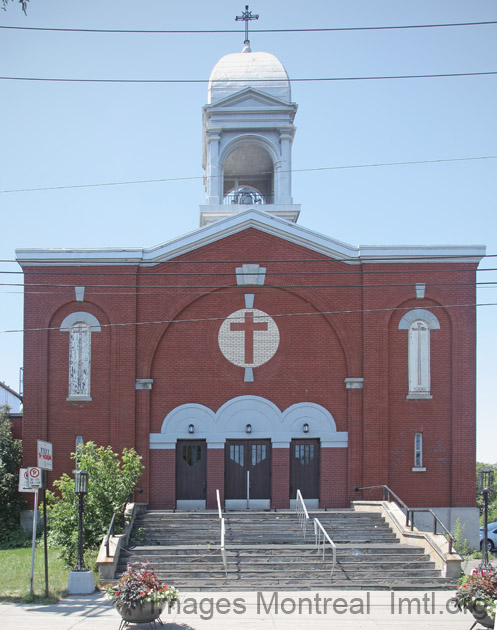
[399,309,440,399]
[69,323,91,397]
[60,312,101,401]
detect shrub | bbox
[0,405,25,549]
[453,517,471,556]
[46,442,143,566]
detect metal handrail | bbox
[314,518,337,579]
[216,489,228,577]
[104,488,143,557]
[216,488,223,520]
[295,489,310,539]
[105,511,123,557]
[354,484,456,553]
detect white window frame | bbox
[413,432,426,471]
[399,309,440,399]
[60,312,101,402]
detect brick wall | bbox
[19,231,479,510]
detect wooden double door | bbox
[225,439,272,503]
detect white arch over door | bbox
[150,395,348,449]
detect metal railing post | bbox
[216,489,228,577]
[246,471,250,509]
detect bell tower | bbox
[199,8,300,226]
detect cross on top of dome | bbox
[235,4,259,52]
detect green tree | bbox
[0,405,24,548]
[476,461,497,524]
[46,441,143,567]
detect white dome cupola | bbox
[207,50,292,104]
[200,12,300,226]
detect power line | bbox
[1,301,494,335]
[3,282,497,297]
[1,71,496,84]
[2,155,496,194]
[2,266,496,276]
[1,21,496,34]
[0,280,492,290]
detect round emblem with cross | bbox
[218,308,280,368]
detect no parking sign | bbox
[18,468,35,493]
[27,466,44,489]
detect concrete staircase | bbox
[116,510,457,591]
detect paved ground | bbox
[0,589,485,630]
[2,559,495,630]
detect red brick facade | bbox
[18,222,480,511]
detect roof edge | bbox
[15,209,486,267]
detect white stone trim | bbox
[16,209,486,267]
[207,442,226,449]
[149,396,348,449]
[398,309,440,330]
[321,440,349,448]
[60,312,101,332]
[416,283,426,299]
[135,379,153,390]
[176,500,206,510]
[225,499,270,510]
[290,498,318,509]
[149,440,176,450]
[236,264,266,286]
[345,377,364,389]
[75,286,85,302]
[412,467,427,472]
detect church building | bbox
[17,30,484,531]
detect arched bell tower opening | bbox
[200,46,301,226]
[223,142,274,205]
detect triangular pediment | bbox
[205,87,294,110]
[143,209,360,263]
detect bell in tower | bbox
[199,8,300,226]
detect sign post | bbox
[26,467,44,597]
[37,440,53,599]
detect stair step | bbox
[114,509,454,591]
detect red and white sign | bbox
[27,466,43,488]
[18,468,35,493]
[37,439,53,471]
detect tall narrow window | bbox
[408,320,430,394]
[60,312,101,402]
[414,433,423,468]
[399,309,440,399]
[69,323,91,397]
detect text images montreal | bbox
[159,592,470,621]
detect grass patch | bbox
[0,546,70,603]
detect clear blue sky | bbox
[1,1,496,462]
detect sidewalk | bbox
[0,589,483,629]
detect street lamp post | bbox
[478,467,494,571]
[74,469,89,571]
[67,469,94,594]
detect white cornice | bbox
[203,87,296,110]
[15,208,486,267]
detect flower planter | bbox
[117,600,166,625]
[105,562,179,628]
[470,604,495,629]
